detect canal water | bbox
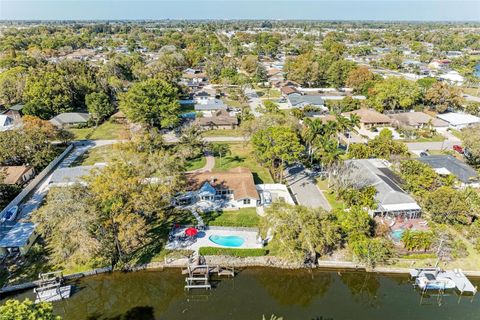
[2,268,479,319]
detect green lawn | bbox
[71,145,115,166]
[201,129,244,137]
[448,128,463,139]
[213,143,273,184]
[222,99,244,108]
[186,156,206,171]
[202,208,260,228]
[403,135,445,143]
[316,179,345,210]
[68,121,128,140]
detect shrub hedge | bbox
[199,247,268,257]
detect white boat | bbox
[415,273,456,290]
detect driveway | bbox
[406,140,457,151]
[284,164,331,211]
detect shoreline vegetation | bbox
[2,254,480,296]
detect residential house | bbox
[428,59,451,71]
[343,108,393,129]
[177,167,260,208]
[2,104,24,123]
[0,222,38,257]
[194,99,227,112]
[0,166,35,186]
[418,155,479,187]
[0,114,14,131]
[438,71,464,86]
[286,92,326,110]
[195,110,239,130]
[436,112,480,129]
[50,112,90,128]
[280,86,298,96]
[388,112,449,130]
[344,159,421,218]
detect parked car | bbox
[453,145,464,154]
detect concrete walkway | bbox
[187,152,215,173]
[284,164,331,211]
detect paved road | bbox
[244,87,262,117]
[163,134,248,143]
[284,164,331,211]
[186,152,215,173]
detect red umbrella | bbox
[185,227,198,237]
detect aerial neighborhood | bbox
[0,19,479,317]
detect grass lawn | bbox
[316,179,345,210]
[202,208,260,228]
[403,135,445,143]
[186,156,206,171]
[71,145,115,166]
[213,143,273,184]
[222,99,243,108]
[448,129,463,139]
[462,87,480,97]
[68,121,128,140]
[201,129,244,137]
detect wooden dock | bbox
[182,264,235,291]
[34,285,71,303]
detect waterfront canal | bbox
[2,268,479,319]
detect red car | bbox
[453,145,464,154]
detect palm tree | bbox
[302,118,323,163]
[346,113,361,152]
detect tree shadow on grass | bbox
[219,155,245,168]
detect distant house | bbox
[343,108,393,129]
[436,112,480,129]
[194,99,227,112]
[388,112,449,130]
[50,112,90,128]
[428,59,451,71]
[344,159,421,218]
[176,167,260,208]
[0,222,38,257]
[280,86,298,96]
[2,104,24,123]
[0,166,35,186]
[195,110,239,130]
[286,92,326,110]
[0,114,15,131]
[438,71,464,86]
[418,155,479,187]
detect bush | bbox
[199,247,268,257]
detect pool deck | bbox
[165,226,263,251]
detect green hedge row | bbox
[199,247,268,257]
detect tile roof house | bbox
[179,167,260,208]
[388,112,449,129]
[50,112,90,128]
[344,159,421,218]
[343,108,393,129]
[0,166,35,185]
[418,155,479,187]
[195,110,239,130]
[280,86,298,96]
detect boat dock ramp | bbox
[410,267,478,295]
[182,264,235,291]
[33,271,72,303]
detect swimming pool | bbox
[390,229,405,242]
[209,235,245,247]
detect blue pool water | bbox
[209,235,245,247]
[390,229,405,242]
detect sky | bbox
[0,0,479,21]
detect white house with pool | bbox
[174,167,260,209]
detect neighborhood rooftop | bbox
[418,155,479,184]
[346,159,421,214]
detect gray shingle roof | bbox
[346,159,420,212]
[418,155,479,184]
[194,99,226,111]
[50,113,90,126]
[287,93,325,108]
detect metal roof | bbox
[0,222,36,248]
[287,93,325,107]
[418,155,479,184]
